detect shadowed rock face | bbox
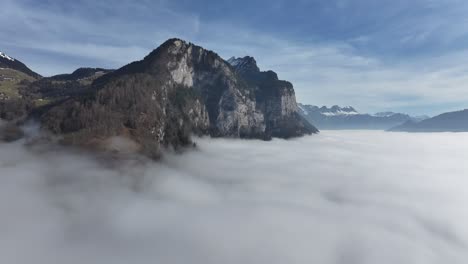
[228,56,318,138]
[40,39,316,157]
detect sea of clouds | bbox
[0,128,467,264]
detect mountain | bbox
[298,103,425,130]
[0,51,41,79]
[1,64,114,121]
[227,56,318,137]
[299,105,359,117]
[0,51,42,120]
[227,56,260,75]
[374,111,429,122]
[22,68,115,103]
[390,109,468,132]
[38,39,316,157]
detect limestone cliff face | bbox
[228,56,318,138]
[41,39,315,157]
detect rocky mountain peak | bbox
[227,56,260,74]
[147,38,215,61]
[227,55,316,137]
[335,105,357,113]
[322,105,358,114]
[28,38,316,158]
[156,38,192,55]
[97,38,231,89]
[162,38,190,47]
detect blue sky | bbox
[1,0,468,115]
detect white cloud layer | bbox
[1,130,468,264]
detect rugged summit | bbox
[227,56,260,76]
[228,56,317,137]
[41,39,315,157]
[301,105,359,116]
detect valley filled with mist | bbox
[3,1,468,263]
[1,129,467,264]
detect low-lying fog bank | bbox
[1,130,467,264]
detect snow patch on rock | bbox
[0,52,14,61]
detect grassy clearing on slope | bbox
[0,68,36,99]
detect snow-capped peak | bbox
[321,110,359,116]
[320,105,359,116]
[0,51,15,61]
[297,104,360,116]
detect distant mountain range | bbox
[390,109,468,132]
[0,39,316,157]
[298,104,429,130]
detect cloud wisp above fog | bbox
[1,130,468,264]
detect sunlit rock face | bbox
[228,56,318,138]
[40,39,316,157]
